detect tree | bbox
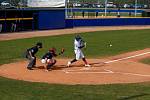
[9,0,20,6]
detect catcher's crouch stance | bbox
[41,48,64,71]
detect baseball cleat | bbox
[85,64,91,67]
[45,69,49,72]
[27,67,33,70]
[45,69,52,72]
[67,61,71,67]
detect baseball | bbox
[41,59,46,64]
[109,44,112,47]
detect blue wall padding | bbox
[65,18,150,27]
[65,19,74,28]
[38,10,65,30]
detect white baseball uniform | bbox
[74,39,85,60]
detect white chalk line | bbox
[63,68,114,74]
[63,67,99,73]
[62,67,93,72]
[64,71,112,74]
[62,51,150,77]
[63,68,150,77]
[104,69,114,73]
[104,51,150,64]
[115,72,150,77]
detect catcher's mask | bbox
[75,35,82,41]
[36,42,42,48]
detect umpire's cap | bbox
[36,42,42,48]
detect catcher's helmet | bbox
[36,42,42,48]
[49,47,56,52]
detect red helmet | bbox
[49,47,56,52]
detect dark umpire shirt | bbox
[27,46,39,56]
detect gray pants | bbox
[11,23,16,32]
[26,54,36,68]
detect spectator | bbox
[82,11,85,18]
[73,12,75,18]
[11,16,18,32]
[0,23,2,32]
[0,15,3,33]
[117,12,120,18]
[96,11,98,17]
[129,12,131,17]
[117,8,120,18]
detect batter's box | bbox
[63,68,114,74]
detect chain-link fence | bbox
[65,0,149,18]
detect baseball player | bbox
[25,42,42,70]
[41,48,65,71]
[67,35,91,67]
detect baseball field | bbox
[0,26,150,99]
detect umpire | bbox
[25,42,42,70]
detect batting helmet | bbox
[75,35,82,41]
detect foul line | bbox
[115,72,150,77]
[63,68,150,77]
[62,51,150,77]
[104,51,150,64]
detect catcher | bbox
[41,47,65,71]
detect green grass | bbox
[0,29,150,65]
[140,58,150,65]
[0,76,150,100]
[71,12,142,17]
[0,29,150,100]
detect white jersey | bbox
[74,39,84,60]
[74,39,81,50]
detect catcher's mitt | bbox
[61,48,65,53]
[59,48,65,55]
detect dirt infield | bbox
[0,49,150,85]
[0,26,150,84]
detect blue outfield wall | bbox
[65,18,150,27]
[38,10,65,30]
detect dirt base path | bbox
[0,25,150,41]
[0,49,150,85]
